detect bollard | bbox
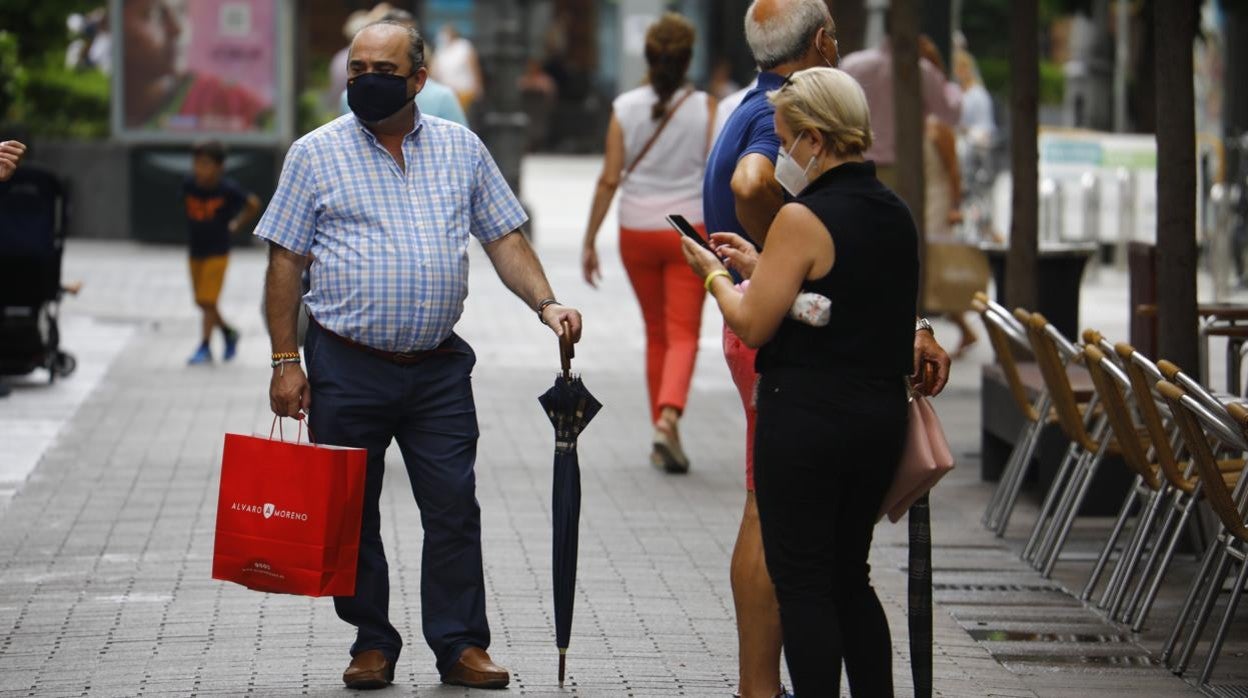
[1209,183,1231,301]
[1040,177,1063,244]
[1080,171,1101,280]
[1115,167,1135,270]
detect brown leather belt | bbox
[311,317,452,366]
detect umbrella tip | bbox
[558,652,566,686]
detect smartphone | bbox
[665,214,712,251]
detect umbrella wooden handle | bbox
[559,319,574,379]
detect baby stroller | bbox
[0,166,76,383]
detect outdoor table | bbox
[1136,303,1248,395]
[980,242,1098,340]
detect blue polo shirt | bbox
[702,71,785,248]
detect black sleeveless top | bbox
[755,161,918,411]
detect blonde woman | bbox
[684,67,922,696]
[582,13,715,472]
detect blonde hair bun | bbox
[768,67,874,158]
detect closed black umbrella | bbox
[537,327,601,686]
[908,494,933,698]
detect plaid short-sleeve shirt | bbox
[254,109,527,352]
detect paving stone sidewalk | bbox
[0,156,1219,697]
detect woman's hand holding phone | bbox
[709,232,759,280]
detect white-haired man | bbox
[701,2,950,696]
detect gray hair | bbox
[354,19,426,72]
[744,0,832,71]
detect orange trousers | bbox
[619,226,706,423]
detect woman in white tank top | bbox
[581,13,716,473]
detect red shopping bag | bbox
[212,419,366,597]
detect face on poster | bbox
[121,0,277,135]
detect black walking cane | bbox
[908,493,933,698]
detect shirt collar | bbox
[355,102,424,143]
[755,71,786,92]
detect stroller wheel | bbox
[52,351,76,378]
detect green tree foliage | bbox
[0,0,101,63]
[0,1,111,138]
[960,0,1087,106]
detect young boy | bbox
[183,140,261,365]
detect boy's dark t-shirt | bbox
[183,176,247,258]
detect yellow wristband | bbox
[704,269,732,293]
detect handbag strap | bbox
[623,88,696,178]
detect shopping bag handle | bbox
[269,414,316,444]
[559,319,574,380]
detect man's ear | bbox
[411,66,429,93]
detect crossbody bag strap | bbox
[622,88,696,178]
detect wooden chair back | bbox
[1158,381,1248,544]
[973,295,1038,421]
[1085,345,1159,490]
[1025,312,1098,452]
[1117,342,1188,492]
[1158,359,1228,415]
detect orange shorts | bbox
[189,255,229,305]
[723,318,759,491]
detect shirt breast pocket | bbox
[417,168,472,239]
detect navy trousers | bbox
[305,322,489,675]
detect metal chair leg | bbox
[1098,488,1150,609]
[1082,480,1141,602]
[994,417,1046,536]
[1032,450,1089,569]
[1174,541,1233,675]
[1198,547,1248,685]
[984,418,1034,526]
[984,419,1035,529]
[1162,527,1224,664]
[1123,488,1184,625]
[1041,442,1110,578]
[1133,496,1194,632]
[1106,486,1166,617]
[1022,442,1082,563]
[1034,418,1110,569]
[1097,484,1155,608]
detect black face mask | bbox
[347,72,414,123]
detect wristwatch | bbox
[915,317,934,335]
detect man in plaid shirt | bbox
[256,20,582,691]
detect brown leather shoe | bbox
[342,649,395,690]
[441,647,510,689]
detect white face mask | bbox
[774,133,817,197]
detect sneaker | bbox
[187,344,212,365]
[223,327,240,362]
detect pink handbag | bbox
[878,394,955,523]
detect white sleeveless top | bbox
[613,85,709,230]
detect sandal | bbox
[652,419,690,474]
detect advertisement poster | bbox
[118,0,278,137]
